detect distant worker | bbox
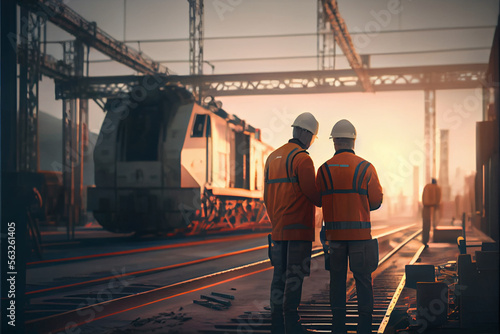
[316,119,383,334]
[421,178,441,246]
[264,112,322,333]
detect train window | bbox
[119,106,162,161]
[191,114,206,137]
[191,114,211,138]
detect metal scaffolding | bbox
[188,0,204,101]
[18,7,41,172]
[189,0,204,75]
[17,0,171,75]
[317,0,336,70]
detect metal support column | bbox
[73,40,86,228]
[62,40,85,239]
[424,90,436,184]
[62,98,76,239]
[18,7,41,172]
[317,0,335,70]
[188,0,203,75]
[188,0,204,100]
[79,98,88,224]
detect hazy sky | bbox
[38,0,498,202]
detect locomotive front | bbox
[88,86,273,234]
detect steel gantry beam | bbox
[54,64,487,100]
[16,0,171,75]
[321,0,373,92]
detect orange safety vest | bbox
[264,142,315,241]
[422,183,441,206]
[317,150,383,241]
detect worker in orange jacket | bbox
[421,178,441,246]
[316,119,383,334]
[264,112,322,334]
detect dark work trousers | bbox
[329,239,378,334]
[270,240,312,334]
[422,206,432,245]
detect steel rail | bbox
[378,229,422,265]
[25,224,420,333]
[198,225,425,333]
[27,232,269,266]
[27,244,267,296]
[377,244,427,333]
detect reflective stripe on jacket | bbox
[316,150,383,241]
[264,142,315,241]
[422,183,441,207]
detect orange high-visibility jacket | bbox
[316,150,383,241]
[422,183,441,207]
[264,142,316,241]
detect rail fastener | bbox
[193,299,227,310]
[211,292,235,300]
[201,294,232,306]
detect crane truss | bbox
[321,0,373,92]
[16,0,171,75]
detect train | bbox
[87,84,274,234]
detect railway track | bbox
[25,224,421,333]
[200,226,424,333]
[29,232,270,266]
[25,233,269,328]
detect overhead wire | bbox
[44,25,495,44]
[50,24,493,66]
[86,46,491,64]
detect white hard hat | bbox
[330,119,356,139]
[291,112,319,136]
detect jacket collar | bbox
[334,149,355,156]
[288,138,308,150]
